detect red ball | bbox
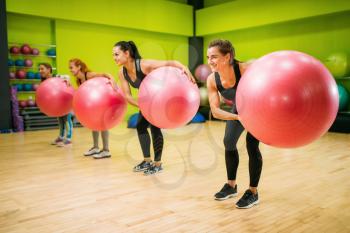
[73,77,127,131]
[10,46,20,54]
[16,70,26,79]
[195,64,212,83]
[36,78,74,117]
[138,67,200,129]
[19,100,27,108]
[21,44,32,54]
[236,51,339,148]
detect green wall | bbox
[204,0,235,8]
[197,0,350,36]
[7,13,54,45]
[6,0,193,36]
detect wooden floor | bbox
[0,121,349,233]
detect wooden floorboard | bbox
[0,121,349,232]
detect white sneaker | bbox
[93,150,111,159]
[84,147,100,156]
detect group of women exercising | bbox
[40,39,262,209]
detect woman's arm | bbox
[141,59,196,83]
[118,70,138,107]
[207,74,239,121]
[86,71,114,80]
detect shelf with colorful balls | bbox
[8,42,57,109]
[17,96,37,109]
[323,52,350,114]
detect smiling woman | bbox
[206,39,262,209]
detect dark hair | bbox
[39,63,52,73]
[114,41,141,59]
[69,58,90,73]
[208,39,236,64]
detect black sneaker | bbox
[236,189,259,209]
[214,183,238,201]
[144,164,163,175]
[133,160,152,172]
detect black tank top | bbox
[76,72,88,86]
[215,60,241,113]
[122,59,146,89]
[41,75,55,82]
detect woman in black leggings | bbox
[207,39,262,209]
[113,41,195,175]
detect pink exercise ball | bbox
[19,100,27,108]
[73,77,127,131]
[9,72,16,79]
[20,44,32,54]
[16,70,26,79]
[36,78,74,117]
[24,59,33,67]
[32,84,40,91]
[10,46,20,54]
[31,48,40,55]
[195,64,212,83]
[27,99,36,107]
[236,51,339,148]
[138,66,200,129]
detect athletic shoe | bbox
[133,160,152,172]
[144,164,163,175]
[93,150,111,159]
[236,189,259,209]
[214,183,238,201]
[51,137,63,145]
[83,147,100,156]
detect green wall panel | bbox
[7,0,193,36]
[197,0,350,36]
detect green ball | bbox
[337,83,349,111]
[324,52,349,78]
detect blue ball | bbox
[8,59,14,66]
[15,59,25,67]
[16,84,24,91]
[23,84,33,91]
[127,113,140,128]
[46,48,56,56]
[191,112,206,123]
[35,72,41,79]
[26,71,35,79]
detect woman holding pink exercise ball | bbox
[112,41,196,175]
[69,58,114,159]
[206,39,261,209]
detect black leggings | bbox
[224,120,262,187]
[136,112,164,162]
